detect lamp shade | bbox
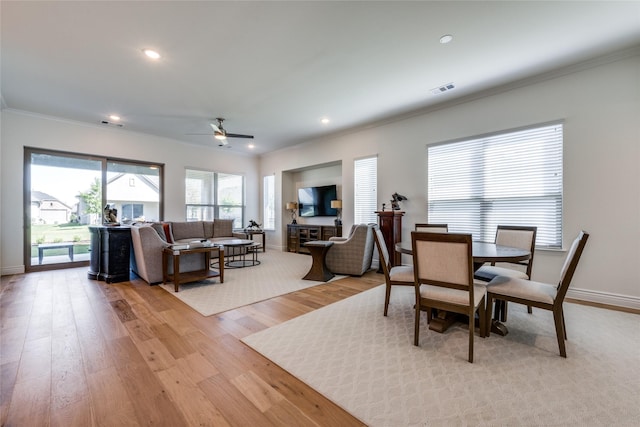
[285,202,297,210]
[331,200,342,209]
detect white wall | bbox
[0,111,259,274]
[260,53,640,308]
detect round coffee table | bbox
[216,239,259,268]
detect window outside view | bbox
[29,153,102,267]
[28,151,162,268]
[185,169,245,229]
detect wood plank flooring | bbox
[1,265,383,426]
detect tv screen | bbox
[298,185,338,217]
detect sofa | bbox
[130,219,245,284]
[325,223,376,276]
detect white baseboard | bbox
[567,287,640,311]
[1,265,25,276]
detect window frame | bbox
[185,168,245,228]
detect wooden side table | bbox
[162,245,224,292]
[302,241,334,282]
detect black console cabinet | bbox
[88,225,132,283]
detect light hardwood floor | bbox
[1,265,383,426]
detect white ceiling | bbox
[2,1,639,155]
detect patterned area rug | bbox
[242,285,640,426]
[159,250,342,316]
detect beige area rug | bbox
[159,250,343,316]
[242,285,640,427]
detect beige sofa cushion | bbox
[172,221,205,242]
[213,219,234,237]
[204,221,214,238]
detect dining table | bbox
[395,240,531,335]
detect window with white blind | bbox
[354,156,378,224]
[263,174,275,230]
[185,169,245,229]
[427,122,563,248]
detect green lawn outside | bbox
[30,223,92,256]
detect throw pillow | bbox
[162,223,174,243]
[150,223,167,242]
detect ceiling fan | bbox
[207,118,254,146]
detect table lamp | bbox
[286,202,298,224]
[331,200,342,226]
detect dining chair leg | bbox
[384,284,392,316]
[485,295,493,338]
[468,315,474,363]
[553,309,567,358]
[414,305,421,346]
[562,311,567,340]
[479,301,487,338]
[527,305,533,314]
[500,301,508,322]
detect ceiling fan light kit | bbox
[209,118,254,147]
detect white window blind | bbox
[263,175,275,230]
[354,156,378,224]
[428,123,563,248]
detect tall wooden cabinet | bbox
[376,210,404,267]
[88,225,132,283]
[287,224,342,254]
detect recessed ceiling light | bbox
[321,117,330,124]
[248,144,255,149]
[439,34,453,44]
[142,49,161,59]
[109,115,121,121]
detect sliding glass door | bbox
[25,148,164,272]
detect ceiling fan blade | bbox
[225,133,254,139]
[210,123,222,133]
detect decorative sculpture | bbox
[245,220,262,231]
[103,204,119,224]
[390,193,408,210]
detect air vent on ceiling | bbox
[100,120,124,128]
[430,82,455,95]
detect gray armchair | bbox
[325,223,375,276]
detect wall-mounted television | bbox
[298,185,338,217]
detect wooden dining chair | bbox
[474,225,537,319]
[373,226,414,316]
[411,231,487,363]
[484,231,589,357]
[414,223,448,233]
